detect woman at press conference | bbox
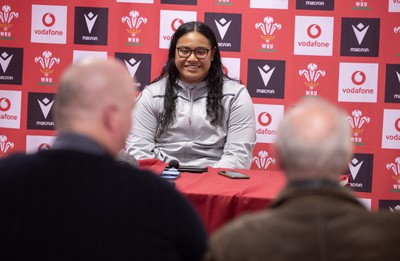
[125,21,256,169]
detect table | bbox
[138,159,287,234]
[175,168,287,233]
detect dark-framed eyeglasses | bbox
[176,47,210,60]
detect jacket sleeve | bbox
[213,86,256,169]
[125,88,159,160]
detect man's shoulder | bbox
[212,210,273,241]
[0,152,46,175]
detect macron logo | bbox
[352,23,369,45]
[396,71,400,85]
[124,58,141,79]
[37,97,54,119]
[84,12,98,34]
[0,52,13,74]
[258,64,275,87]
[215,18,232,40]
[349,158,363,180]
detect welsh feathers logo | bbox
[255,16,281,52]
[34,51,60,86]
[252,150,276,170]
[121,10,147,46]
[0,5,19,40]
[298,63,326,96]
[0,135,14,156]
[386,157,400,192]
[348,109,370,145]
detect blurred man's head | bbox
[275,97,352,182]
[54,57,136,156]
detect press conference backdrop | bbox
[0,0,399,210]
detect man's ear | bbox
[103,103,118,132]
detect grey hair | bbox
[275,98,352,177]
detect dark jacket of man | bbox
[205,179,400,261]
[0,145,207,261]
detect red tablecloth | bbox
[175,168,287,233]
[138,159,287,233]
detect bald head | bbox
[275,98,352,181]
[54,57,136,156]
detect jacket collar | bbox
[271,178,367,210]
[176,79,207,90]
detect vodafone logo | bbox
[38,143,51,151]
[0,97,11,111]
[351,71,366,85]
[395,118,400,132]
[42,13,56,27]
[382,109,400,149]
[307,24,321,39]
[171,18,184,32]
[258,112,272,126]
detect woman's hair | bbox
[153,21,235,136]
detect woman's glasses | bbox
[176,47,210,60]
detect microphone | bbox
[168,159,180,169]
[167,159,208,173]
[161,159,180,180]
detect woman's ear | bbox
[210,48,216,61]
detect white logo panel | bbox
[358,198,371,211]
[72,50,107,63]
[159,10,197,49]
[294,16,334,56]
[254,104,284,143]
[338,63,378,103]
[31,5,67,44]
[26,135,56,154]
[221,57,240,80]
[250,0,288,9]
[389,1,400,12]
[382,109,400,149]
[0,90,21,129]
